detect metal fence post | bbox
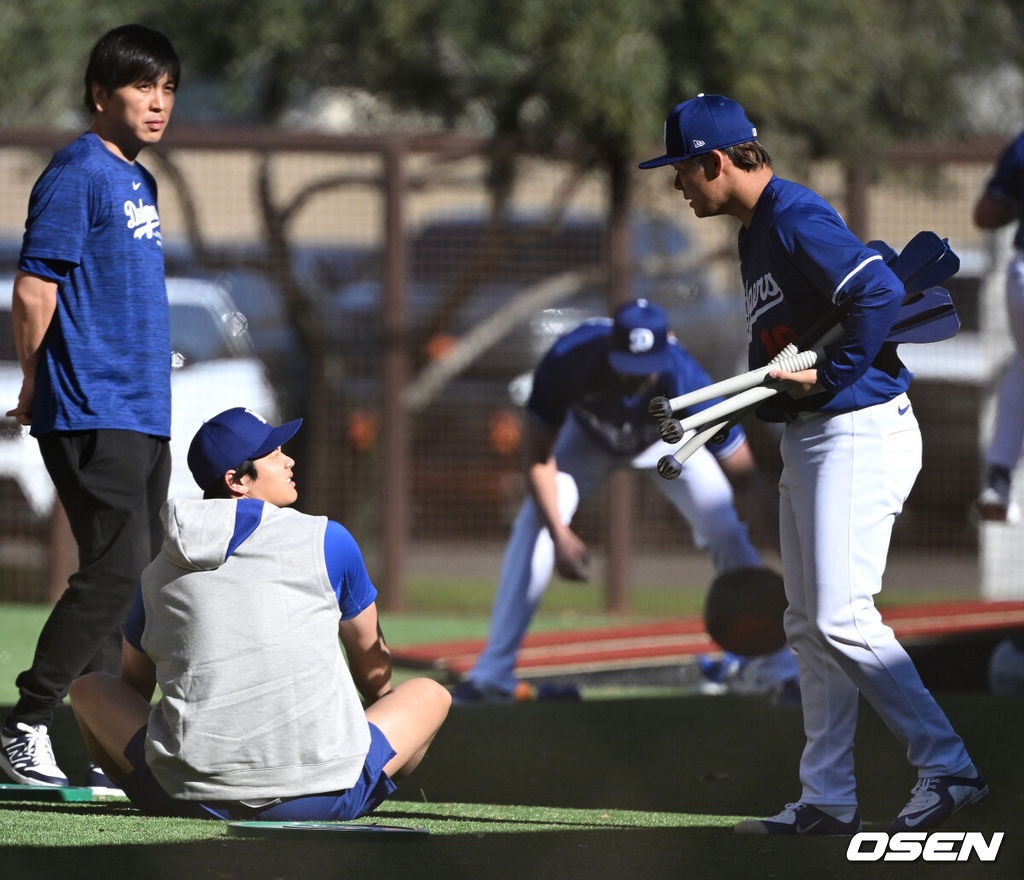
[379,139,410,611]
[605,156,633,614]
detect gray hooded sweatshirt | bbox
[139,498,371,801]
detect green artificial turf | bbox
[0,694,1020,880]
[2,576,1018,880]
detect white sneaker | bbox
[0,722,69,787]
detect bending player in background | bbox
[973,128,1024,523]
[454,298,798,705]
[68,408,450,820]
[639,94,986,835]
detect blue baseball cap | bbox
[187,407,303,491]
[608,298,673,375]
[638,94,757,169]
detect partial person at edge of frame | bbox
[972,126,1024,524]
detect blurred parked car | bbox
[328,211,747,385]
[318,212,748,538]
[162,242,374,403]
[0,277,280,528]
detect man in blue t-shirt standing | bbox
[2,24,180,788]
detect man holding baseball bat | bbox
[639,94,985,834]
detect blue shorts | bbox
[120,722,398,821]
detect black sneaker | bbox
[87,763,124,797]
[888,769,988,833]
[734,802,862,835]
[0,722,69,787]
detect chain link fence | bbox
[0,128,1019,605]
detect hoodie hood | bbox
[159,498,265,572]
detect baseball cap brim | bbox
[608,348,673,375]
[637,153,685,170]
[250,418,303,461]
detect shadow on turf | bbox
[7,824,1020,880]
[3,694,1021,879]
[0,827,825,880]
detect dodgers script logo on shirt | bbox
[744,271,783,338]
[124,198,161,242]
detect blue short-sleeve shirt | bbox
[19,132,171,436]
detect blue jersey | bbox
[739,176,910,420]
[984,130,1024,250]
[527,318,746,458]
[19,132,171,436]
[124,510,377,651]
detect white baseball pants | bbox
[985,252,1024,471]
[779,392,971,806]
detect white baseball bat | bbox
[664,336,833,414]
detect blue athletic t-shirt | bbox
[19,132,171,436]
[527,318,746,458]
[124,512,377,650]
[984,130,1024,251]
[739,176,911,420]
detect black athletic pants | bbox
[7,429,170,728]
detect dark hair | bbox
[722,141,772,170]
[690,140,771,173]
[84,24,180,113]
[202,459,258,500]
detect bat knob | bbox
[657,454,682,481]
[648,396,673,422]
[710,428,728,444]
[659,418,684,444]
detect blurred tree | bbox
[143,0,1024,158]
[0,0,141,127]
[656,0,1023,163]
[0,1,1021,161]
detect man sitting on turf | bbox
[68,407,450,820]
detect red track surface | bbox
[394,600,1024,678]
